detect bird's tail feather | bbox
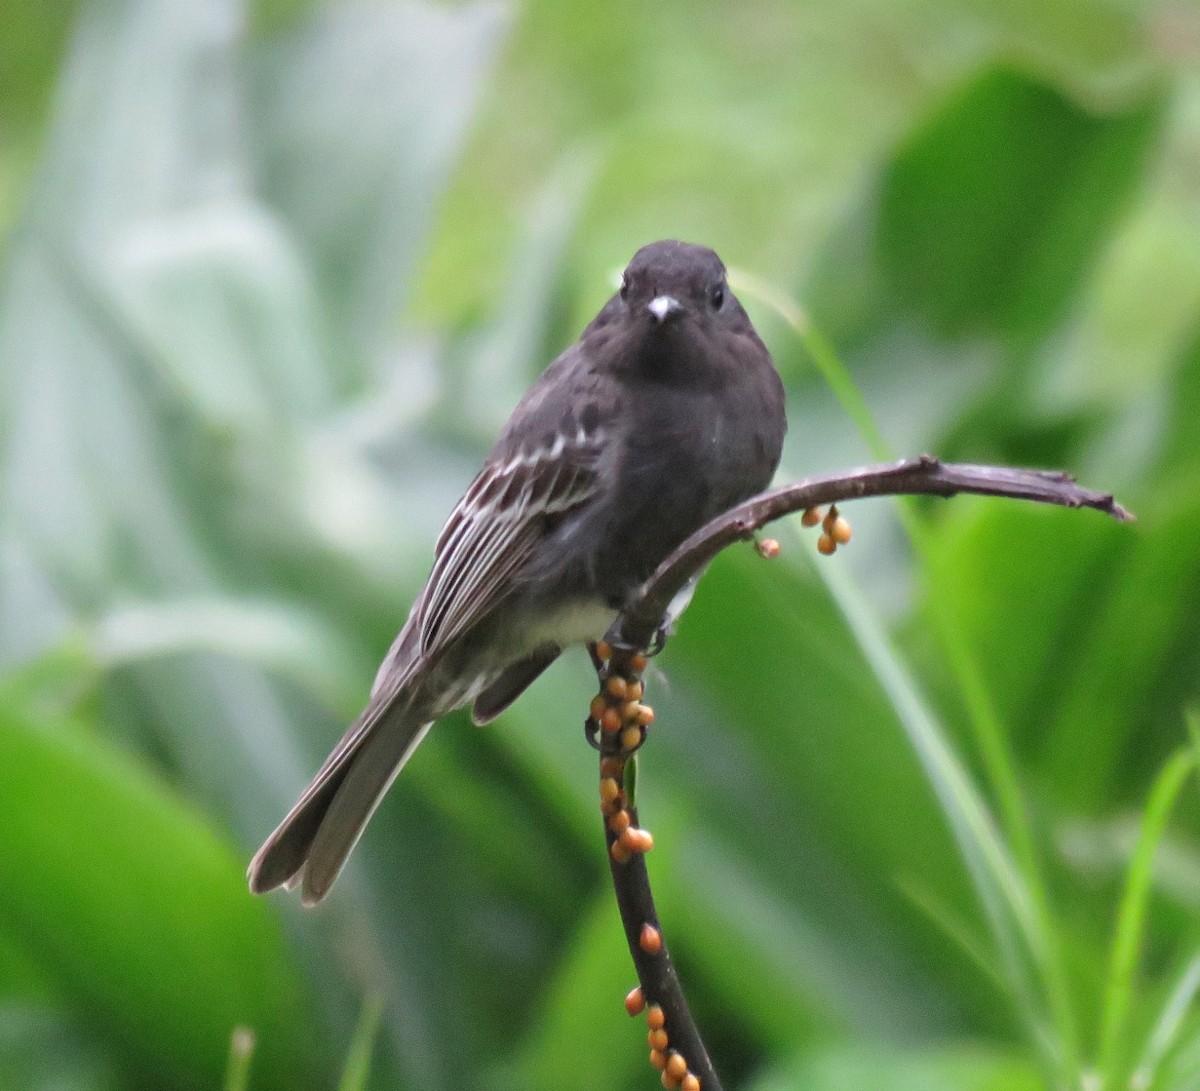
[301,716,432,904]
[247,697,431,904]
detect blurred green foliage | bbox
[0,0,1198,1089]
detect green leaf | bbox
[89,595,360,712]
[487,894,646,1091]
[0,696,322,1090]
[1036,490,1200,810]
[748,1043,1042,1091]
[249,0,510,369]
[648,549,989,1035]
[0,1002,118,1091]
[878,66,1164,342]
[790,528,1077,1077]
[917,499,1128,764]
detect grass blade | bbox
[791,525,1071,1081]
[337,994,385,1091]
[737,274,1081,1071]
[1099,744,1197,1086]
[734,275,1045,898]
[1134,951,1200,1091]
[224,1028,255,1091]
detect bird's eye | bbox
[709,283,725,310]
[619,276,629,301]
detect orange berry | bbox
[609,809,631,835]
[601,707,622,733]
[631,653,649,673]
[622,700,643,722]
[606,675,629,700]
[817,533,836,555]
[590,694,607,721]
[756,537,781,558]
[646,1004,665,1030]
[621,725,643,751]
[628,680,644,701]
[801,506,823,527]
[595,640,612,662]
[682,1075,701,1091]
[611,841,632,864]
[666,1052,688,1080]
[600,777,620,804]
[624,986,645,1016]
[649,1049,668,1071]
[831,515,852,545]
[600,756,624,778]
[662,1070,681,1089]
[630,828,654,853]
[640,924,662,955]
[636,704,655,726]
[620,826,653,853]
[648,1028,669,1051]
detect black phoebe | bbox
[249,240,787,904]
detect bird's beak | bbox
[647,295,683,323]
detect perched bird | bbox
[249,240,787,904]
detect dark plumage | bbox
[249,240,786,904]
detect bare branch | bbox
[612,455,1132,650]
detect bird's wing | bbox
[415,424,606,656]
[250,417,608,896]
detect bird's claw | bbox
[649,627,669,656]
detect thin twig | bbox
[612,456,1131,650]
[592,456,1131,1090]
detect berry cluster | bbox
[589,644,655,753]
[801,503,853,555]
[591,641,707,1088]
[624,990,703,1090]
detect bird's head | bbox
[618,239,729,331]
[585,239,761,384]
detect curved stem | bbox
[591,457,1130,1087]
[610,456,1131,650]
[594,642,722,1090]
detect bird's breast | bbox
[518,596,618,650]
[573,382,776,598]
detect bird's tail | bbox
[248,695,432,906]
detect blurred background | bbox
[1,0,1198,1089]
